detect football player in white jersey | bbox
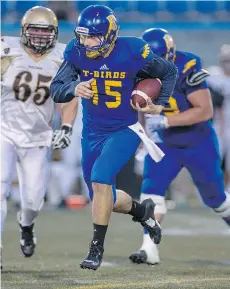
[208,45,230,193]
[1,6,77,264]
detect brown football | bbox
[132,78,162,108]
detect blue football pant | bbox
[142,134,226,209]
[82,127,141,201]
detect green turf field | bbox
[1,206,230,289]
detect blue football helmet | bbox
[142,28,176,62]
[74,5,119,59]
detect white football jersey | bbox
[207,66,230,125]
[1,36,65,147]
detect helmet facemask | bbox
[75,28,109,59]
[21,24,58,54]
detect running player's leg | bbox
[130,144,182,264]
[81,128,161,270]
[0,139,17,246]
[185,134,230,227]
[17,146,50,257]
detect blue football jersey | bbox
[50,36,177,134]
[160,50,213,147]
[64,37,154,133]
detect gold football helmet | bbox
[21,6,58,53]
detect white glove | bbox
[146,115,169,132]
[52,124,72,150]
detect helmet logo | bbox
[163,34,174,52]
[141,44,150,59]
[105,14,118,40]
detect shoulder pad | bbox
[1,37,10,56]
[125,37,152,59]
[49,42,66,62]
[1,36,23,57]
[186,69,210,86]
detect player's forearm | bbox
[155,58,178,107]
[51,81,77,103]
[61,97,79,126]
[136,55,178,107]
[167,107,212,127]
[50,60,80,103]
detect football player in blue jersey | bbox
[50,6,178,270]
[129,28,230,265]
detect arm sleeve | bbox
[50,60,80,103]
[136,54,178,106]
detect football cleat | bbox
[18,221,37,257]
[80,240,104,270]
[130,234,160,265]
[130,250,147,264]
[132,199,162,244]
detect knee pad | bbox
[213,192,230,218]
[140,193,167,215]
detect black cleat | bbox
[80,240,104,270]
[19,223,36,257]
[129,250,147,264]
[133,199,162,244]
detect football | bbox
[131,78,162,108]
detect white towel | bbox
[128,122,165,163]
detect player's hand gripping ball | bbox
[131,78,162,108]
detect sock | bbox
[128,201,145,220]
[20,209,38,227]
[93,224,108,247]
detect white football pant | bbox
[1,138,50,244]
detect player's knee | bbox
[92,182,106,192]
[140,193,167,215]
[202,193,226,208]
[92,182,116,203]
[92,182,111,193]
[81,174,94,201]
[213,192,230,218]
[25,197,44,212]
[198,178,226,208]
[141,178,166,197]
